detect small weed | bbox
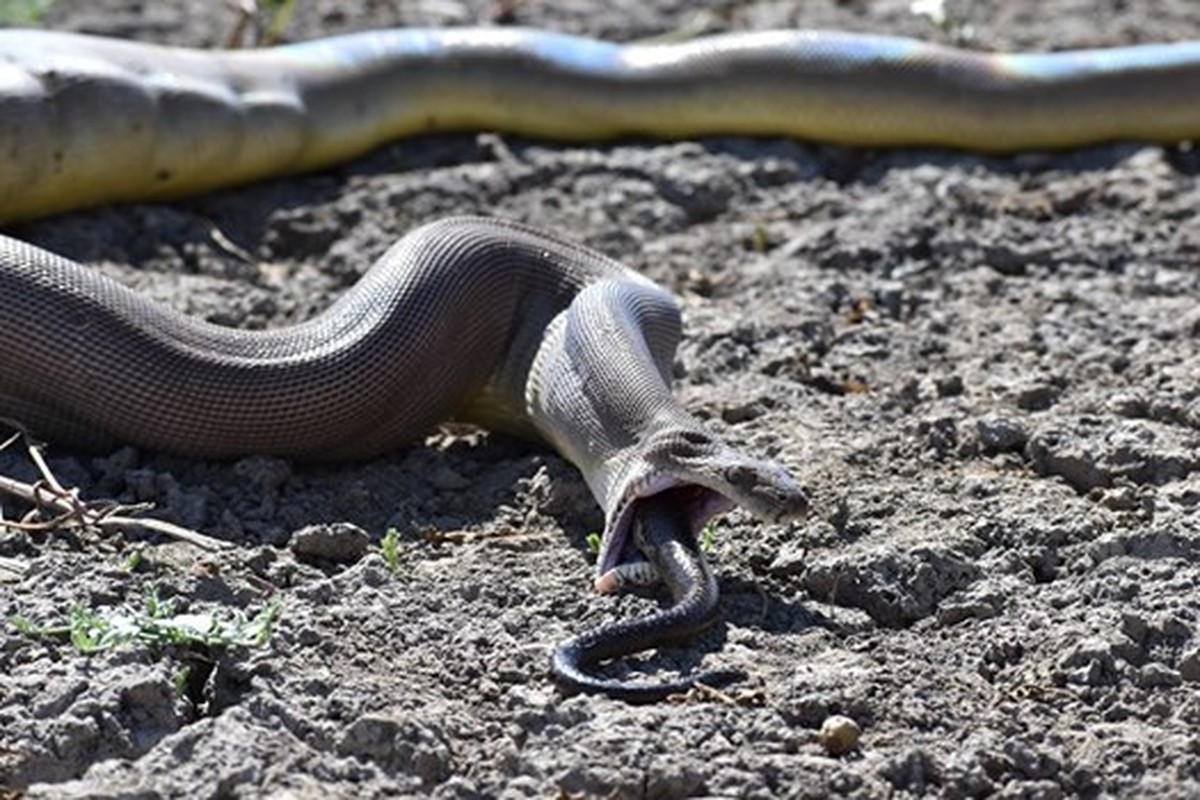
[173,665,192,698]
[585,532,602,553]
[0,0,54,25]
[11,586,279,654]
[259,0,297,45]
[380,527,402,574]
[752,221,768,254]
[119,548,144,574]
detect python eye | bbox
[724,464,756,488]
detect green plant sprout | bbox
[10,586,279,654]
[380,527,402,574]
[0,0,54,25]
[259,0,296,45]
[118,548,144,574]
[585,521,718,557]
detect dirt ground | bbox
[1,0,1198,797]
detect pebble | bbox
[818,715,861,756]
[289,522,371,563]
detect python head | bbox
[590,416,810,594]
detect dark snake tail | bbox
[550,490,745,703]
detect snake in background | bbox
[2,25,1198,701]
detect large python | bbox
[4,27,1200,221]
[2,25,1196,699]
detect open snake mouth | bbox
[594,474,734,593]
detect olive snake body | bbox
[2,24,1193,698]
[3,27,1200,222]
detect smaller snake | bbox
[551,489,744,703]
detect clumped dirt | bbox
[2,1,1199,797]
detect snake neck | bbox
[524,278,808,592]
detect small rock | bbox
[879,748,938,791]
[1016,383,1060,411]
[935,374,965,398]
[977,416,1027,453]
[937,600,998,626]
[1106,391,1149,418]
[1004,739,1062,780]
[1119,612,1150,644]
[1056,637,1118,686]
[1178,648,1200,683]
[875,281,906,319]
[233,455,292,491]
[767,539,809,577]
[337,714,452,785]
[1163,477,1200,508]
[1137,663,1182,689]
[1025,428,1108,492]
[1099,484,1142,512]
[722,401,767,424]
[289,523,370,563]
[818,714,861,756]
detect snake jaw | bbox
[593,426,810,594]
[595,472,732,594]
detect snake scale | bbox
[2,25,1196,700]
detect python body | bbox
[4,27,1200,221]
[0,214,808,700]
[2,26,1196,699]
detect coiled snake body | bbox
[2,26,1195,699]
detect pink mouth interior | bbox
[596,481,735,587]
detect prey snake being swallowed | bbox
[0,217,808,700]
[4,24,1198,699]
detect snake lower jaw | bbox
[594,476,732,594]
[592,447,810,593]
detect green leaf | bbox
[15,588,281,654]
[0,0,54,25]
[380,527,402,574]
[119,549,143,574]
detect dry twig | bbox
[0,426,228,552]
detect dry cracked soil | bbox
[1,0,1198,797]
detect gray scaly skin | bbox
[0,217,808,700]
